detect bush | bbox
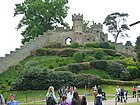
[79,62,90,70]
[70,42,79,48]
[49,42,62,48]
[12,69,101,90]
[108,43,115,49]
[73,52,83,63]
[90,60,108,70]
[120,70,131,81]
[99,42,109,48]
[103,49,116,56]
[106,62,127,78]
[60,48,77,57]
[12,69,75,90]
[85,42,100,48]
[127,67,139,79]
[72,74,101,87]
[94,50,104,59]
[68,63,81,74]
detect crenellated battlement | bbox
[72,13,83,21]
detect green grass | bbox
[79,69,109,78]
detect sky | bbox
[0,0,140,57]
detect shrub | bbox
[68,63,81,74]
[106,62,127,78]
[48,64,54,69]
[127,67,139,79]
[60,48,77,57]
[90,60,108,70]
[103,49,116,56]
[12,69,75,90]
[49,42,62,48]
[85,42,100,48]
[99,42,109,48]
[108,43,115,49]
[79,62,90,70]
[120,70,131,81]
[73,52,83,63]
[94,50,104,59]
[72,74,101,87]
[70,42,79,48]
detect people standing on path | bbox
[60,95,68,105]
[81,96,87,105]
[46,86,58,105]
[116,86,121,102]
[132,86,136,98]
[71,92,81,105]
[95,93,102,105]
[98,86,102,94]
[0,94,5,105]
[137,85,140,97]
[66,86,74,105]
[7,94,19,105]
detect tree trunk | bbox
[115,31,120,43]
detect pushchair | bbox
[102,92,107,100]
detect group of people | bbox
[116,86,128,103]
[46,86,87,105]
[132,85,140,98]
[0,94,19,105]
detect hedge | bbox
[12,69,101,90]
[101,79,140,86]
[90,60,108,70]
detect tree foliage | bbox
[103,12,130,43]
[14,0,69,44]
[135,36,140,63]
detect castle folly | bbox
[0,14,134,74]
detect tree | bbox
[135,36,140,63]
[14,0,69,44]
[103,12,130,43]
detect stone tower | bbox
[72,13,83,33]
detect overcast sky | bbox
[0,0,140,57]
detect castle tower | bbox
[72,13,83,33]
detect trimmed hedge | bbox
[60,48,77,57]
[90,60,108,70]
[68,63,81,74]
[73,52,83,63]
[103,49,116,56]
[12,69,101,90]
[101,79,140,86]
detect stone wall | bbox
[115,43,135,56]
[0,33,49,73]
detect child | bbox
[60,96,68,105]
[81,96,87,105]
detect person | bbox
[46,86,58,105]
[81,96,87,105]
[132,86,136,98]
[0,94,5,105]
[60,96,68,105]
[84,86,87,98]
[98,86,102,94]
[137,85,140,97]
[7,94,19,105]
[71,92,81,105]
[124,90,128,103]
[66,86,74,105]
[116,86,121,102]
[95,93,102,105]
[120,88,124,103]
